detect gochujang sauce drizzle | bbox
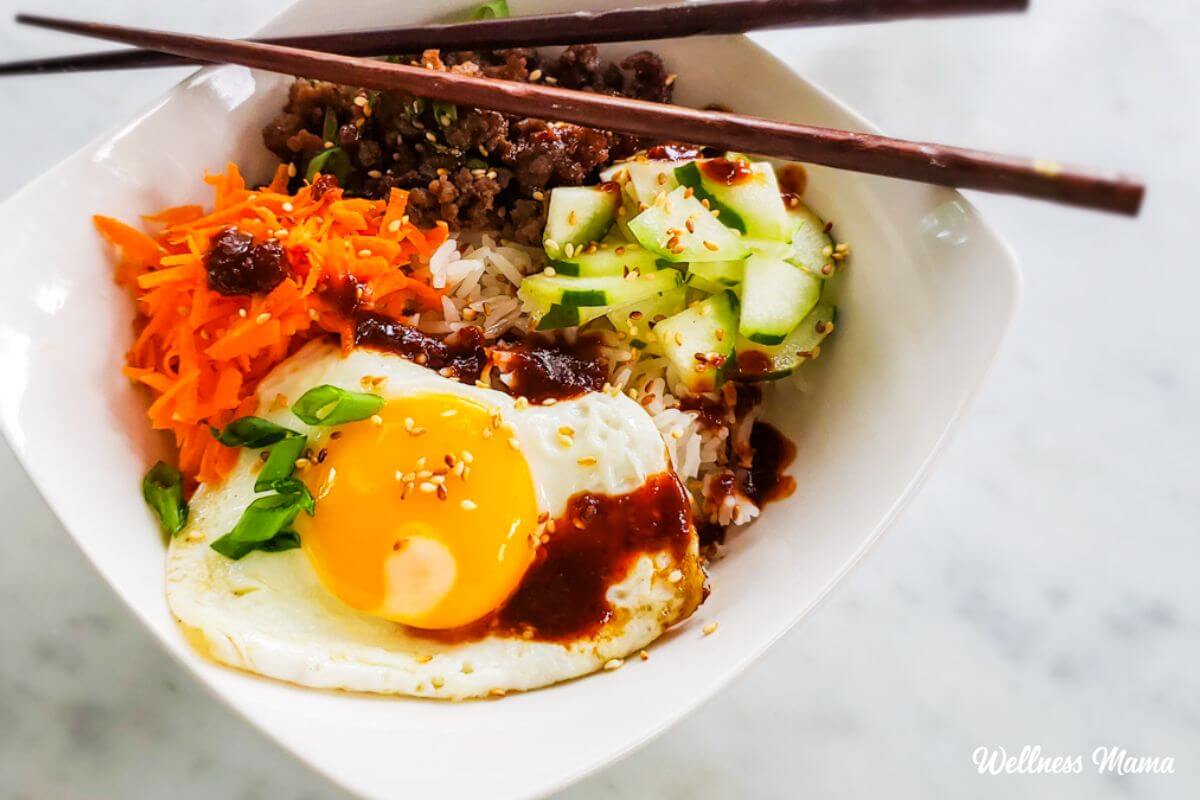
[419,473,693,644]
[492,336,608,403]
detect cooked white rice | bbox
[418,233,766,534]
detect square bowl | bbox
[0,0,1019,797]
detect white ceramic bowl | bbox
[0,0,1019,797]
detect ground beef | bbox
[262,46,676,244]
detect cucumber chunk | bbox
[735,303,836,381]
[786,202,836,278]
[688,259,744,287]
[675,158,795,241]
[547,242,667,277]
[614,160,681,205]
[738,255,821,345]
[608,286,687,345]
[627,187,749,263]
[520,268,683,310]
[656,290,739,393]
[533,304,610,331]
[543,184,621,256]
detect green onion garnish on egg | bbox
[210,416,294,448]
[210,492,305,560]
[291,384,384,426]
[142,461,188,536]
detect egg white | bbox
[166,341,703,699]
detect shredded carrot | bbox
[96,164,447,488]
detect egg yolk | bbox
[296,394,539,630]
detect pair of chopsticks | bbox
[5,1,1145,216]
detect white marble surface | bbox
[1,1,1197,798]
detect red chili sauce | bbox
[645,143,704,161]
[698,157,754,186]
[417,472,694,643]
[492,336,608,403]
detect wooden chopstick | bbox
[15,14,1143,216]
[4,1,1029,76]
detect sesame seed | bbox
[418,482,437,494]
[294,457,311,469]
[353,95,368,107]
[514,396,529,409]
[685,217,696,233]
[357,249,372,258]
[425,131,437,142]
[702,240,720,251]
[603,658,624,671]
[274,228,288,238]
[367,169,383,179]
[557,434,573,449]
[543,266,557,277]
[323,141,334,149]
[542,398,557,406]
[461,450,474,464]
[441,409,457,417]
[371,414,384,426]
[528,68,543,81]
[281,202,294,213]
[387,219,401,233]
[482,427,493,439]
[287,163,297,177]
[558,425,574,436]
[461,499,477,511]
[255,312,271,324]
[543,238,559,252]
[509,437,521,451]
[533,190,545,201]
[577,456,598,467]
[668,569,683,583]
[702,621,719,636]
[568,210,578,226]
[639,650,649,661]
[670,428,684,440]
[431,676,445,689]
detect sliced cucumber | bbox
[520,268,683,310]
[547,242,667,277]
[738,255,821,345]
[656,290,740,393]
[675,158,795,241]
[608,286,687,346]
[532,304,610,331]
[688,259,744,287]
[543,185,621,256]
[620,160,681,205]
[735,303,836,381]
[786,202,836,278]
[686,272,729,295]
[627,187,749,263]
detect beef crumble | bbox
[262,46,676,245]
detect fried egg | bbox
[166,340,703,698]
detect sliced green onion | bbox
[255,530,302,553]
[254,432,308,492]
[321,106,339,143]
[211,416,294,448]
[142,461,188,536]
[305,147,354,185]
[273,477,316,516]
[211,493,303,560]
[472,0,510,19]
[292,384,384,426]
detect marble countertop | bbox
[1,1,1196,798]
